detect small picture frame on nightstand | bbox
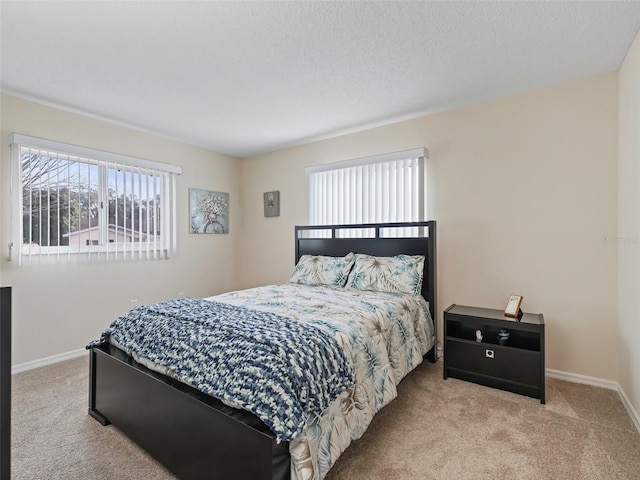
[504,295,523,319]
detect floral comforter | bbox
[214,284,434,480]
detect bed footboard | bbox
[89,344,290,480]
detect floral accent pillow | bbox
[345,254,425,296]
[288,253,356,287]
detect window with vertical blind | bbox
[306,148,428,235]
[9,133,182,264]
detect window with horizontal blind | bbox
[9,133,182,263]
[306,148,428,236]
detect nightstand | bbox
[443,304,545,404]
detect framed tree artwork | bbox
[190,189,229,234]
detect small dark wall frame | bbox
[263,191,280,217]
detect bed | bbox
[88,221,437,480]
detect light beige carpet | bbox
[11,356,640,479]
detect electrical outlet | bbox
[178,292,185,297]
[130,299,138,307]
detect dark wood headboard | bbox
[294,221,437,327]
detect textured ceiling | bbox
[2,1,640,158]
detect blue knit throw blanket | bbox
[89,297,354,442]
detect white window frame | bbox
[306,148,428,234]
[9,133,182,264]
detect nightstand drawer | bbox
[446,339,541,386]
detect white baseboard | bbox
[11,348,88,374]
[546,368,640,434]
[617,384,640,433]
[545,368,618,390]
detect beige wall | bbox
[240,74,619,381]
[0,70,626,386]
[0,94,243,365]
[618,31,640,418]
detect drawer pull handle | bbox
[485,349,495,359]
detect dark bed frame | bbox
[88,221,437,480]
